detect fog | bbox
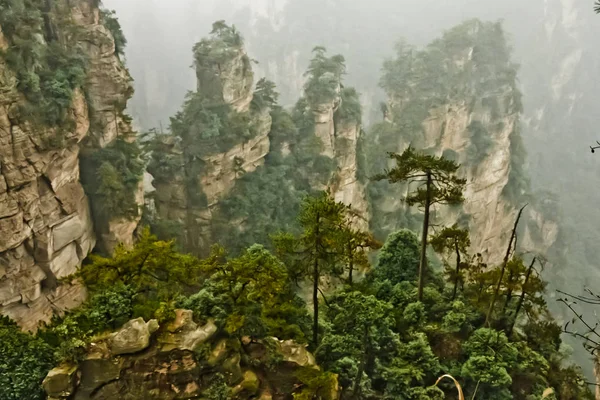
[101,0,600,373]
[103,0,543,129]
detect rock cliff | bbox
[149,26,370,254]
[0,0,141,329]
[367,20,558,263]
[149,23,272,254]
[42,310,338,400]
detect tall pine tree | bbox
[374,147,466,301]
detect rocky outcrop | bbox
[43,364,79,399]
[369,20,557,264]
[109,317,159,355]
[195,44,255,114]
[43,311,338,400]
[416,100,556,262]
[332,119,369,229]
[72,1,143,254]
[199,109,272,207]
[151,24,272,254]
[0,0,140,329]
[313,94,341,159]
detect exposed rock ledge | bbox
[43,309,338,400]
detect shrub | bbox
[0,316,55,400]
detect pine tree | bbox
[273,191,348,345]
[373,147,466,301]
[339,224,381,285]
[430,224,470,300]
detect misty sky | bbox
[102,0,551,129]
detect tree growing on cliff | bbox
[100,9,127,57]
[430,224,471,300]
[181,244,310,341]
[273,191,349,345]
[373,148,466,301]
[74,228,203,319]
[339,226,381,285]
[304,47,346,106]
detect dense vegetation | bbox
[0,0,87,133]
[82,137,145,220]
[211,47,355,254]
[0,7,595,399]
[146,27,359,255]
[2,189,592,399]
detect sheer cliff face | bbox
[150,28,272,253]
[0,0,139,330]
[367,20,558,263]
[150,30,369,253]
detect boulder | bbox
[232,370,260,396]
[109,317,159,355]
[208,338,229,366]
[160,309,217,352]
[278,339,316,367]
[222,352,243,385]
[42,364,79,398]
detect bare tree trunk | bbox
[418,172,432,302]
[508,257,536,335]
[502,269,515,316]
[485,204,527,327]
[312,212,321,346]
[348,242,354,285]
[452,239,461,301]
[353,325,369,399]
[313,257,319,346]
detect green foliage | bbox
[142,129,184,185]
[335,87,362,124]
[169,92,261,156]
[274,192,348,281]
[212,106,319,253]
[0,316,55,400]
[317,291,397,398]
[82,138,145,219]
[373,147,466,208]
[430,225,471,299]
[202,373,231,400]
[4,186,593,400]
[181,244,310,341]
[193,20,244,69]
[461,328,518,390]
[251,78,279,111]
[0,0,88,129]
[373,229,423,285]
[373,147,466,300]
[379,19,521,111]
[100,9,127,57]
[274,191,364,345]
[304,47,346,106]
[294,367,338,400]
[76,228,202,318]
[39,284,136,362]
